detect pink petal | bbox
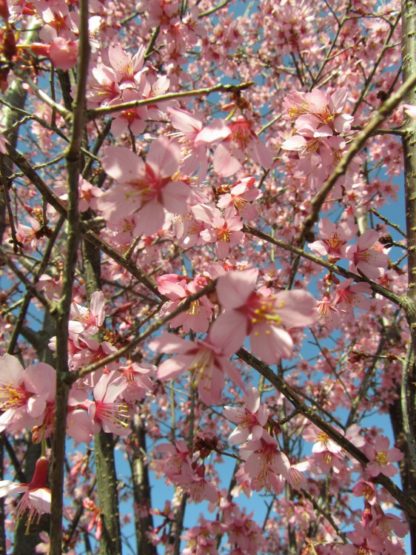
[0,354,24,386]
[24,363,56,396]
[281,135,306,151]
[134,201,165,235]
[250,325,293,363]
[161,181,190,214]
[147,137,180,178]
[195,120,231,145]
[168,107,202,135]
[245,387,260,413]
[149,332,193,354]
[209,310,247,355]
[213,143,241,177]
[216,268,258,309]
[28,488,51,514]
[0,481,26,497]
[27,396,46,418]
[157,358,187,380]
[276,290,317,327]
[102,146,144,183]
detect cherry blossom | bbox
[0,457,51,524]
[210,269,318,362]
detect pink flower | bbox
[345,230,388,279]
[111,90,148,137]
[191,204,244,258]
[224,387,268,445]
[105,43,145,90]
[364,435,402,478]
[213,117,273,177]
[120,362,155,403]
[216,176,260,220]
[89,372,129,436]
[284,88,353,134]
[240,431,291,494]
[210,269,317,363]
[70,291,106,337]
[334,279,372,312]
[98,137,190,235]
[48,37,78,70]
[309,218,356,261]
[156,273,213,333]
[0,354,56,433]
[0,457,51,525]
[168,106,231,180]
[153,440,194,485]
[150,332,244,405]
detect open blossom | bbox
[213,117,273,177]
[282,88,352,186]
[98,137,190,235]
[70,291,106,337]
[364,435,402,478]
[191,204,244,258]
[153,440,194,484]
[345,229,388,279]
[0,457,51,524]
[303,426,346,473]
[210,269,318,363]
[149,332,244,405]
[88,43,146,106]
[284,88,353,134]
[0,354,55,433]
[156,273,213,333]
[216,176,260,220]
[168,106,231,180]
[120,361,155,404]
[334,279,372,312]
[89,372,129,436]
[224,387,268,446]
[309,218,356,261]
[239,431,292,494]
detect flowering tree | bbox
[1,0,416,553]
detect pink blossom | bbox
[191,204,244,258]
[48,37,78,70]
[309,218,356,261]
[89,372,129,436]
[213,117,273,177]
[0,457,51,524]
[98,137,190,235]
[364,435,402,478]
[0,354,56,433]
[210,269,317,362]
[240,431,291,494]
[334,279,372,312]
[150,332,244,405]
[345,230,389,279]
[120,362,155,403]
[168,106,231,180]
[224,387,268,445]
[156,273,213,333]
[216,176,260,220]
